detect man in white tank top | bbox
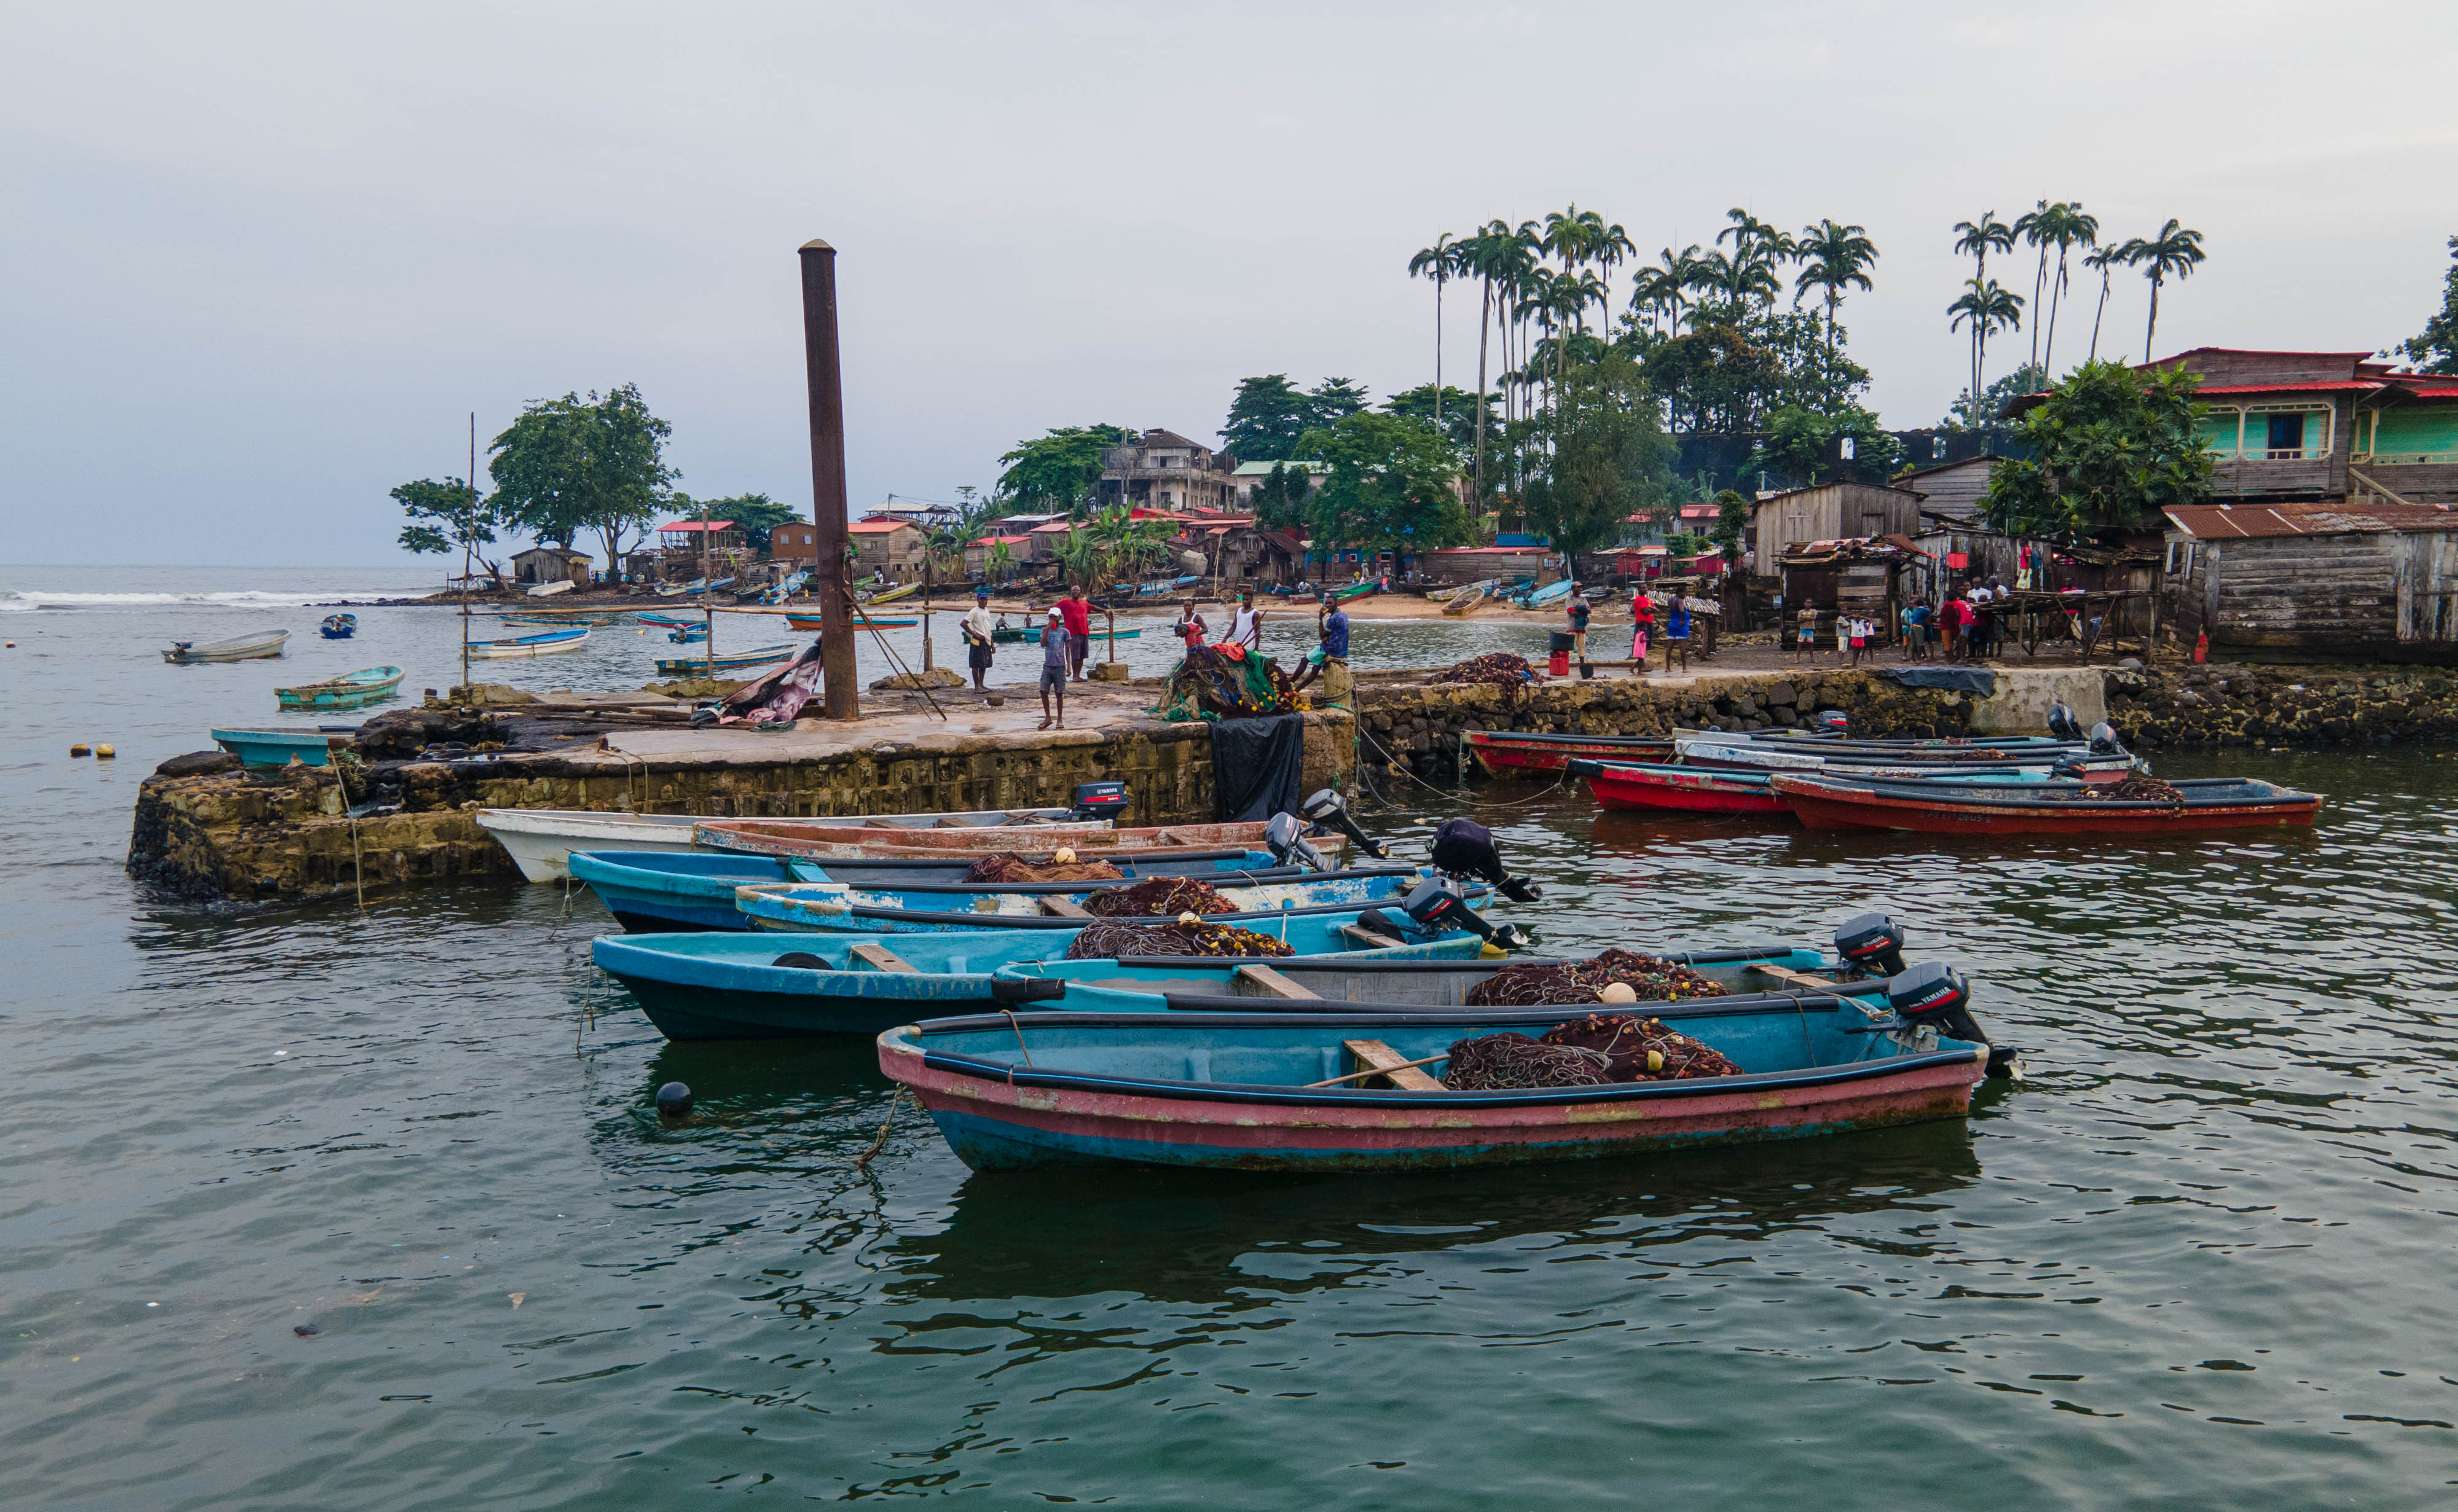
[1228,589,1263,651]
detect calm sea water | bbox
[6,565,2457,1509]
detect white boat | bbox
[466,627,591,659]
[525,579,576,598]
[163,628,289,664]
[475,809,707,882]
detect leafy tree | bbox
[1941,362,2045,433]
[1303,378,1370,433]
[1221,375,1310,460]
[1977,360,2213,539]
[1292,412,1474,556]
[2404,236,2458,375]
[2114,219,2207,360]
[486,384,677,571]
[1248,461,1316,532]
[1748,404,1902,488]
[672,492,796,553]
[1710,488,1749,561]
[391,476,506,582]
[1382,383,1483,452]
[1517,353,1674,565]
[994,425,1128,514]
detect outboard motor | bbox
[1401,877,1531,950]
[1832,911,1909,978]
[2087,721,2128,758]
[2046,702,2083,742]
[1428,817,1541,904]
[1071,781,1130,823]
[1886,962,2020,1079]
[1813,709,1851,735]
[1300,788,1388,859]
[1264,811,1332,874]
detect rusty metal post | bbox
[799,238,859,719]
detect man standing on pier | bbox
[960,588,997,692]
[1038,605,1069,729]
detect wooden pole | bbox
[799,239,859,718]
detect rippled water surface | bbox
[7,566,2458,1508]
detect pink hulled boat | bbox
[1569,758,1792,815]
[1464,730,1675,776]
[697,817,1279,861]
[877,992,1993,1172]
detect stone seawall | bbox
[2104,663,2458,748]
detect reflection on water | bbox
[6,572,2458,1508]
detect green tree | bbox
[1710,488,1749,562]
[1220,376,1310,460]
[1792,219,1878,364]
[391,476,506,581]
[1949,277,2024,416]
[2039,203,2099,377]
[1748,404,1903,488]
[1248,461,1316,532]
[2403,235,2458,375]
[2082,245,2122,362]
[1977,359,2213,539]
[672,492,796,553]
[1517,353,1675,565]
[994,425,1128,514]
[1302,377,1371,433]
[2114,219,2207,360]
[1407,233,1462,420]
[1292,412,1474,557]
[486,384,677,572]
[1382,383,1483,452]
[1941,362,2046,433]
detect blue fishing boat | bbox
[466,627,590,659]
[211,727,339,770]
[274,664,404,711]
[592,924,1485,1040]
[1512,579,1575,609]
[570,848,1344,933]
[318,613,356,640]
[666,624,710,644]
[737,871,1459,936]
[761,570,811,604]
[653,643,795,676]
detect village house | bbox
[1893,455,2006,525]
[509,544,594,588]
[1097,428,1243,512]
[848,517,926,575]
[2137,348,2458,507]
[964,533,1035,580]
[769,521,820,565]
[2161,501,2458,663]
[1745,481,1925,578]
[657,519,743,552]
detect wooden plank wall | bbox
[2210,534,2401,647]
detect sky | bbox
[6,2,2457,567]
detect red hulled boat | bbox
[1466,730,1675,776]
[1771,774,2322,836]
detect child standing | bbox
[1796,605,1819,663]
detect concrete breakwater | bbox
[2105,662,2458,748]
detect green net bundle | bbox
[1464,949,1731,1008]
[1063,918,1298,960]
[1083,875,1236,918]
[1442,1014,1743,1091]
[1153,644,1300,723]
[962,853,1126,884]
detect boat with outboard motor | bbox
[467,627,590,659]
[1569,757,2052,816]
[1773,773,2323,835]
[734,871,1464,936]
[476,803,1092,882]
[163,628,289,664]
[274,665,404,711]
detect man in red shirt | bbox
[1056,585,1094,680]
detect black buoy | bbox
[293,1322,320,1337]
[654,1081,693,1118]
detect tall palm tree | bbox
[2082,245,2119,361]
[2117,219,2208,361]
[1952,211,2015,284]
[1407,232,1459,424]
[1791,219,1879,364]
[1715,209,1794,311]
[2042,205,2099,377]
[1948,278,2025,419]
[1463,222,1514,505]
[2013,201,2057,376]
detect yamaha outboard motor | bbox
[2046,702,2083,742]
[1300,788,1388,859]
[1071,781,1130,823]
[1428,817,1542,904]
[1887,962,2020,1079]
[1400,876,1530,950]
[1813,709,1851,735]
[1832,911,1908,978]
[2087,721,2128,758]
[1263,812,1332,874]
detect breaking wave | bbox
[0,589,434,613]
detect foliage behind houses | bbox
[1977,360,2212,539]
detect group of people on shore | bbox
[956,586,1290,731]
[1788,579,2018,665]
[1565,582,1699,676]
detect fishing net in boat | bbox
[2071,772,2185,807]
[1437,652,1542,706]
[1082,875,1235,918]
[961,853,1125,884]
[1063,918,1297,960]
[1464,949,1731,1008]
[1442,1014,1742,1090]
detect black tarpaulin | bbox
[1878,666,1997,696]
[1209,712,1305,821]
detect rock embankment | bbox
[2104,663,2458,748]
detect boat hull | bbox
[163,630,289,664]
[468,628,589,658]
[736,873,1440,935]
[1773,775,2323,834]
[274,666,404,711]
[1466,730,1676,775]
[698,818,1267,859]
[211,729,336,769]
[1585,762,1790,814]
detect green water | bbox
[6,568,2458,1507]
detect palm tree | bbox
[1461,221,1522,508]
[1407,232,1459,424]
[2012,202,2056,377]
[1630,245,1703,335]
[2117,219,2208,361]
[1791,219,1879,363]
[2082,245,2120,361]
[1952,211,2015,284]
[2042,205,2099,377]
[1714,210,1794,311]
[1948,278,2025,420]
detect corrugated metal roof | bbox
[2164,503,2458,538]
[2194,380,2384,395]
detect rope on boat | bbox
[853,1087,906,1169]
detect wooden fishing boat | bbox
[1441,582,1491,617]
[476,802,1090,882]
[761,570,811,603]
[656,578,709,598]
[877,999,1989,1171]
[1772,774,2323,835]
[467,627,590,659]
[666,624,710,643]
[866,582,922,605]
[696,817,1270,860]
[653,643,794,676]
[1327,580,1381,603]
[637,612,697,629]
[594,923,1485,1040]
[1465,729,1676,776]
[1569,758,2050,817]
[211,727,342,770]
[163,628,288,664]
[783,614,916,630]
[1513,579,1574,610]
[735,871,1450,936]
[994,943,1881,1015]
[273,665,404,711]
[318,614,356,640]
[1673,734,2134,780]
[570,847,1314,931]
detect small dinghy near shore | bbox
[163,628,289,664]
[697,817,1278,861]
[275,665,404,711]
[467,627,589,659]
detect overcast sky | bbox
[7,2,2456,567]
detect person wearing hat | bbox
[1037,603,1069,729]
[960,588,997,691]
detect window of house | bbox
[2265,412,2306,458]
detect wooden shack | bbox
[1892,455,2004,524]
[1748,482,1925,577]
[2161,502,2458,662]
[509,545,593,588]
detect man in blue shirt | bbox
[1292,604,1351,706]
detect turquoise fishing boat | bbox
[211,728,340,770]
[653,643,795,676]
[736,871,1458,936]
[273,665,404,711]
[592,924,1485,1040]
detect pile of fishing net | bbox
[1063,917,1297,960]
[962,853,1125,884]
[1464,949,1732,1008]
[1154,643,1300,722]
[1082,875,1235,918]
[1437,652,1543,705]
[1442,1013,1744,1090]
[2072,772,2186,807]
